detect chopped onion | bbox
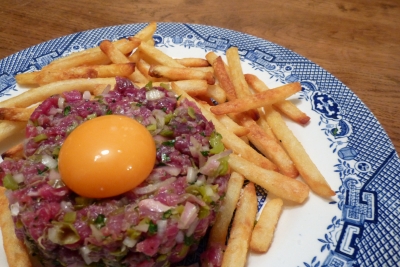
[157,220,168,237]
[186,167,197,183]
[159,166,181,176]
[58,97,65,109]
[48,169,61,181]
[134,177,176,195]
[123,236,138,248]
[60,201,73,212]
[82,91,91,100]
[90,224,104,241]
[178,202,198,229]
[138,199,172,212]
[134,223,149,232]
[186,219,199,237]
[13,173,24,183]
[79,246,93,265]
[146,89,165,101]
[175,230,184,243]
[41,155,57,169]
[10,202,20,216]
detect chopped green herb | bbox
[148,220,158,235]
[63,212,77,223]
[161,153,170,163]
[146,124,157,131]
[136,103,143,107]
[105,109,113,115]
[145,81,153,91]
[3,174,18,190]
[160,129,173,137]
[162,140,175,147]
[176,95,182,101]
[184,235,195,246]
[201,151,209,157]
[209,131,224,154]
[37,166,49,175]
[162,209,172,219]
[160,83,171,90]
[33,133,48,143]
[162,107,168,112]
[63,106,71,116]
[187,107,196,119]
[94,214,106,228]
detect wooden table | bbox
[1,0,399,155]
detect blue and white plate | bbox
[0,23,399,267]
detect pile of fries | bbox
[0,22,335,266]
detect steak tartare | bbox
[0,77,230,267]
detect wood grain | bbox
[0,0,399,155]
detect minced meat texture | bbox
[0,77,230,267]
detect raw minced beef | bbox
[0,77,230,267]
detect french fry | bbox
[0,105,37,122]
[205,51,220,65]
[210,82,301,115]
[221,182,257,267]
[226,47,249,99]
[199,103,249,137]
[149,65,215,85]
[36,63,135,85]
[228,153,309,203]
[171,83,277,171]
[1,143,24,160]
[138,42,186,68]
[0,122,26,143]
[206,84,227,104]
[0,78,116,108]
[256,116,279,143]
[14,72,38,86]
[264,106,335,197]
[245,74,310,124]
[212,56,236,101]
[0,187,32,267]
[99,39,148,83]
[136,80,208,97]
[175,58,210,67]
[136,59,167,82]
[133,22,157,42]
[236,115,299,178]
[208,172,245,246]
[250,198,283,253]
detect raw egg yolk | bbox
[58,115,156,198]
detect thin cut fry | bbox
[256,116,279,143]
[226,47,249,99]
[0,121,26,143]
[228,153,309,203]
[2,143,24,160]
[264,106,335,197]
[0,187,33,267]
[133,22,157,42]
[171,83,277,171]
[99,39,147,83]
[208,172,245,246]
[212,56,236,101]
[250,198,283,253]
[206,84,227,104]
[0,106,37,122]
[0,78,116,108]
[245,74,310,124]
[236,115,298,178]
[136,80,208,97]
[149,65,215,85]
[210,82,301,115]
[175,58,210,67]
[221,182,257,267]
[36,63,135,85]
[138,42,186,68]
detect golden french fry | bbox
[0,78,116,108]
[221,182,257,267]
[210,82,301,115]
[133,22,157,42]
[36,63,136,85]
[149,65,215,85]
[199,103,249,137]
[208,172,245,246]
[0,121,26,143]
[136,80,208,97]
[14,72,39,86]
[136,59,168,82]
[264,106,335,197]
[0,105,37,122]
[206,84,227,104]
[175,58,210,67]
[236,115,299,178]
[245,74,310,124]
[250,198,283,253]
[138,42,186,68]
[171,83,277,171]
[228,153,309,203]
[0,187,32,267]
[212,56,236,101]
[205,51,219,65]
[1,143,24,160]
[256,116,279,143]
[99,39,148,83]
[226,47,250,99]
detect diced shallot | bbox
[178,202,198,229]
[134,177,176,195]
[139,199,172,213]
[41,155,58,169]
[146,90,165,101]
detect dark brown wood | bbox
[1,0,399,155]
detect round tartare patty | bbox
[0,77,230,267]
